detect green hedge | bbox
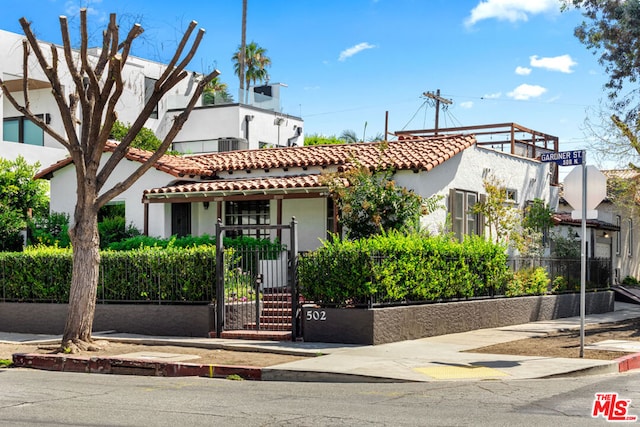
[107,234,284,255]
[1,236,285,303]
[0,246,216,303]
[299,232,510,306]
[0,246,72,302]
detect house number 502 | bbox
[306,310,327,321]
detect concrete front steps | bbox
[214,292,294,341]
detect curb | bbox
[616,351,640,373]
[12,353,262,380]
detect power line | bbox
[423,90,452,134]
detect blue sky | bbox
[0,1,612,161]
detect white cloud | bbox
[338,42,376,61]
[459,101,474,109]
[515,66,531,76]
[529,54,577,73]
[481,92,502,99]
[507,84,547,100]
[465,0,558,27]
[64,0,103,16]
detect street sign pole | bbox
[580,150,587,358]
[541,149,600,359]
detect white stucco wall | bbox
[592,201,639,281]
[170,104,303,152]
[281,198,328,252]
[394,145,552,234]
[49,153,173,233]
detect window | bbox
[3,115,46,146]
[144,77,159,119]
[449,189,480,241]
[225,200,270,239]
[505,188,517,204]
[616,215,621,256]
[628,218,633,257]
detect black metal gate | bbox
[214,218,299,340]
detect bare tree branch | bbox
[97,27,206,188]
[21,40,30,110]
[21,15,82,152]
[0,82,71,151]
[91,55,124,171]
[97,69,220,204]
[117,22,143,68]
[171,29,206,81]
[50,43,59,75]
[79,9,100,102]
[155,20,197,88]
[92,14,114,78]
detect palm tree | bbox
[368,132,385,142]
[340,129,359,143]
[239,0,247,101]
[203,76,232,105]
[232,41,272,103]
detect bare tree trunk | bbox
[62,205,100,352]
[1,11,218,353]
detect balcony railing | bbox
[167,88,280,111]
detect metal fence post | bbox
[215,219,225,338]
[290,217,299,341]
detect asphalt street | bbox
[1,368,639,426]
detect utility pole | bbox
[423,89,452,135]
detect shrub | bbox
[98,216,141,249]
[622,276,639,286]
[299,232,510,306]
[323,167,424,240]
[506,267,550,297]
[107,234,283,257]
[28,212,71,248]
[0,247,72,301]
[0,246,217,303]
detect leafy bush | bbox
[506,267,550,297]
[98,216,141,249]
[98,246,216,302]
[0,246,217,303]
[28,212,71,248]
[109,120,180,154]
[107,234,283,256]
[323,167,424,240]
[0,247,72,302]
[0,156,49,251]
[550,232,581,259]
[623,276,639,286]
[299,232,510,306]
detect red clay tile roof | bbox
[35,134,477,179]
[602,169,640,181]
[34,141,206,180]
[552,213,620,230]
[188,134,475,174]
[143,174,347,198]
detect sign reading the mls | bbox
[540,150,584,166]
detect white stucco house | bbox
[552,169,639,284]
[0,28,303,170]
[36,125,558,252]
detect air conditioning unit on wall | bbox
[218,137,248,152]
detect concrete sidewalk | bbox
[4,302,640,382]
